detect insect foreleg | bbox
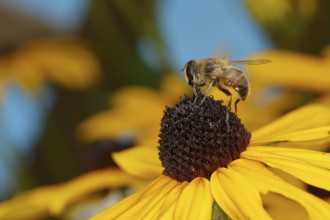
[192,85,200,104]
[199,79,216,106]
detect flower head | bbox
[159,96,250,182]
[92,95,330,220]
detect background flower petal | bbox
[160,74,190,103]
[247,51,330,92]
[0,38,102,90]
[261,193,309,220]
[75,87,166,145]
[0,169,138,219]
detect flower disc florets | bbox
[158,95,251,182]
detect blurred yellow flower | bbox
[245,0,318,24]
[0,38,102,92]
[92,98,330,220]
[247,47,330,93]
[75,74,190,147]
[0,168,145,219]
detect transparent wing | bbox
[228,59,271,65]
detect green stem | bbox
[212,201,231,220]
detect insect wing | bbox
[228,59,271,65]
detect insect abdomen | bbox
[235,85,249,100]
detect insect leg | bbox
[199,80,215,105]
[192,85,199,104]
[218,87,232,128]
[234,98,241,115]
[218,88,232,110]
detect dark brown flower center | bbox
[158,95,251,182]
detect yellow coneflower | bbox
[92,95,330,220]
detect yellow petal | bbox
[210,168,272,220]
[210,172,242,220]
[251,105,330,142]
[231,159,330,219]
[137,175,176,199]
[242,147,330,190]
[247,51,330,92]
[245,146,330,169]
[174,178,213,220]
[252,125,330,144]
[157,181,189,220]
[122,180,179,219]
[91,175,178,220]
[272,138,330,151]
[90,190,143,220]
[112,146,162,179]
[0,169,138,219]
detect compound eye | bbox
[183,60,195,85]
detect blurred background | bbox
[0,0,329,219]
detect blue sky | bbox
[157,0,272,69]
